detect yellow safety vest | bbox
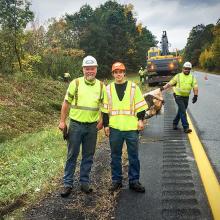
[139,70,144,76]
[65,77,103,122]
[170,73,198,97]
[102,81,147,131]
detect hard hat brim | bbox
[82,64,98,67]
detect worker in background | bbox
[63,72,71,83]
[138,67,145,84]
[161,61,198,133]
[58,55,104,197]
[102,62,147,193]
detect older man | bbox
[59,55,103,197]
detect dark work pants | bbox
[63,120,97,187]
[173,95,189,129]
[140,75,145,83]
[109,128,140,184]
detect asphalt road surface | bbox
[115,92,213,220]
[188,71,220,181]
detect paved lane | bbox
[115,93,212,220]
[188,71,220,180]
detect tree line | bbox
[184,19,220,71]
[0,0,157,79]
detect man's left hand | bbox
[137,120,144,131]
[192,95,198,104]
[97,120,103,130]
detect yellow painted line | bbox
[187,113,220,220]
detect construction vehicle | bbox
[146,31,182,86]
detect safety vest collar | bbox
[84,77,96,86]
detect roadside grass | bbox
[0,127,66,209]
[0,75,67,143]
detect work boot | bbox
[129,182,145,193]
[184,128,192,133]
[80,183,93,194]
[173,124,178,130]
[110,182,123,192]
[60,186,72,198]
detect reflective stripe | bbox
[75,79,79,106]
[177,74,180,88]
[135,100,146,110]
[130,83,136,114]
[103,103,108,109]
[71,105,99,111]
[68,92,74,99]
[111,110,135,116]
[99,81,103,101]
[106,84,112,112]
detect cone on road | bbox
[204,73,208,80]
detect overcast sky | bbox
[30,0,220,50]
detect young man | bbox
[161,61,198,133]
[102,62,148,193]
[58,55,103,197]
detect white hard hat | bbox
[183,61,192,69]
[82,55,98,67]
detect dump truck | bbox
[146,31,182,86]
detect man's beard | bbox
[85,75,95,81]
[183,71,190,75]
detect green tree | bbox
[212,20,220,70]
[65,1,156,77]
[199,49,215,70]
[23,23,46,55]
[0,0,34,72]
[184,24,214,66]
[45,18,78,49]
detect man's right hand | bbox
[59,121,66,131]
[104,127,110,137]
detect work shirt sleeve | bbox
[101,86,109,113]
[134,85,148,114]
[169,74,178,86]
[64,80,76,103]
[192,76,198,89]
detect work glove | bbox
[192,95,198,104]
[63,126,69,140]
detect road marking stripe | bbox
[187,113,220,220]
